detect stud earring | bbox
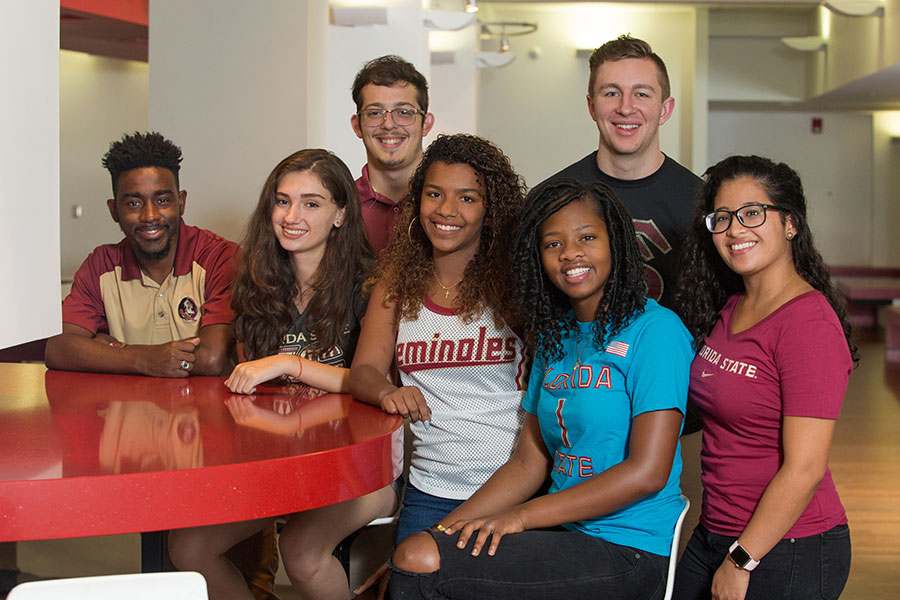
[786,231,795,240]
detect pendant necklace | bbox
[432,266,464,300]
[574,329,589,370]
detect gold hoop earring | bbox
[407,216,420,246]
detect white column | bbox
[0,0,61,348]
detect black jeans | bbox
[389,528,668,600]
[673,523,851,600]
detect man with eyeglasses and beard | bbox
[350,55,435,254]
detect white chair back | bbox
[7,571,208,600]
[663,494,691,600]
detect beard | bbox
[135,236,173,261]
[127,223,178,261]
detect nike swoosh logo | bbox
[701,371,715,378]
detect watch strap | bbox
[728,540,760,571]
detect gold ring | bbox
[434,524,446,531]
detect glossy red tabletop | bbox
[0,363,402,541]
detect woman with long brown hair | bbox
[169,149,397,600]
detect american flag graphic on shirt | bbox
[605,341,630,357]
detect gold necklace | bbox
[574,329,589,370]
[432,266,463,300]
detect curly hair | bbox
[673,155,858,363]
[375,134,525,328]
[511,178,647,362]
[588,34,670,99]
[351,55,429,112]
[232,149,373,360]
[102,131,183,195]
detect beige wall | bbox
[475,3,703,188]
[708,110,874,266]
[815,1,900,96]
[59,51,148,279]
[872,112,900,266]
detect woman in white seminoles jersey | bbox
[350,135,527,590]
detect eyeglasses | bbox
[358,107,425,127]
[705,203,787,234]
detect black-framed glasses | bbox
[705,203,787,234]
[358,107,425,126]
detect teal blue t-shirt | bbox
[522,300,693,556]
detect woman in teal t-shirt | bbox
[385,178,693,600]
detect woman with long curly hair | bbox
[349,134,528,586]
[169,149,398,600]
[387,178,693,599]
[673,155,855,600]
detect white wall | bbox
[325,0,432,177]
[708,110,873,266]
[708,6,814,102]
[59,51,148,280]
[149,0,314,244]
[148,0,470,243]
[429,25,479,139]
[475,3,701,188]
[0,1,61,348]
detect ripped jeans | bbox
[388,528,667,600]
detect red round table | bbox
[0,363,402,570]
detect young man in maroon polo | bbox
[45,132,278,600]
[350,55,435,253]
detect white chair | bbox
[333,514,399,576]
[7,571,208,600]
[663,494,691,600]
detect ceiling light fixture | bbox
[824,0,885,17]
[781,36,828,51]
[466,0,479,14]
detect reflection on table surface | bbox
[0,363,402,540]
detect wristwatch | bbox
[728,541,759,571]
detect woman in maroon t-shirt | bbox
[673,155,857,600]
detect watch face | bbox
[730,544,752,567]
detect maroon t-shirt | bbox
[690,291,851,538]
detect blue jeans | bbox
[674,523,851,600]
[395,483,464,544]
[389,528,667,600]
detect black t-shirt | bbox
[277,286,368,367]
[547,153,700,309]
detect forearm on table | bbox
[45,333,141,375]
[296,358,350,393]
[192,346,227,375]
[191,323,232,375]
[349,363,397,406]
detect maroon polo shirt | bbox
[356,165,403,254]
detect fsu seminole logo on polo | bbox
[178,297,199,322]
